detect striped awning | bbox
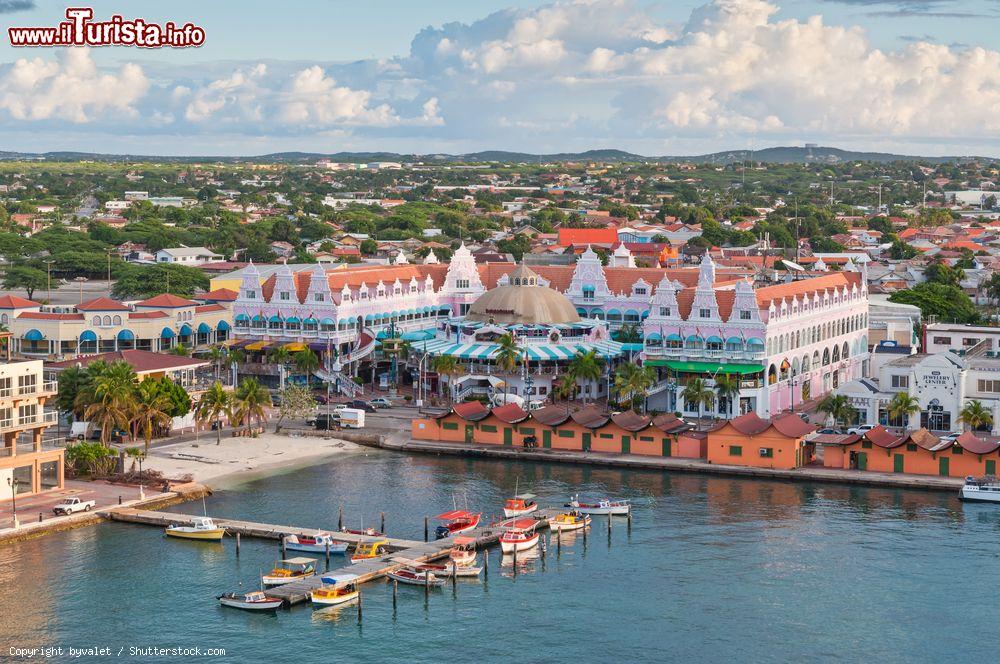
[415,338,625,361]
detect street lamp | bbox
[43,259,54,304]
[7,476,18,529]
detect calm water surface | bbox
[2,449,998,663]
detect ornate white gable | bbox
[567,246,611,299]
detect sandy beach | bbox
[143,431,368,488]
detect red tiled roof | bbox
[128,311,169,319]
[197,288,238,302]
[652,413,692,434]
[719,412,813,438]
[46,349,208,374]
[530,404,571,427]
[76,297,130,311]
[194,304,225,314]
[863,425,902,448]
[901,428,944,451]
[491,403,529,424]
[770,412,815,437]
[570,405,611,429]
[755,273,862,309]
[955,431,1000,455]
[453,401,491,422]
[17,311,84,320]
[610,410,651,432]
[135,294,197,308]
[724,412,771,435]
[557,228,619,246]
[0,294,40,308]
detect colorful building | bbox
[821,426,1000,478]
[0,357,61,505]
[0,294,232,360]
[705,411,816,470]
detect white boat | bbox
[548,511,591,532]
[391,556,482,578]
[387,567,446,587]
[310,574,360,606]
[960,476,1000,503]
[261,558,316,587]
[217,590,283,612]
[449,536,477,567]
[566,495,631,516]
[503,493,538,518]
[499,519,540,554]
[165,516,226,541]
[283,532,348,554]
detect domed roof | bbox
[465,264,581,325]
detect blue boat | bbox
[283,532,348,554]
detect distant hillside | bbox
[0,145,993,164]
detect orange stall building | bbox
[705,411,816,470]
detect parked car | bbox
[939,432,960,443]
[847,424,877,436]
[816,428,842,435]
[329,403,349,412]
[312,393,328,405]
[313,414,340,431]
[369,397,392,409]
[53,497,96,515]
[348,400,376,413]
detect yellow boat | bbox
[165,517,226,541]
[350,538,389,563]
[548,511,591,532]
[262,558,316,587]
[310,573,360,606]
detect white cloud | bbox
[0,48,147,122]
[279,66,399,126]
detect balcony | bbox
[644,347,766,363]
[0,411,58,434]
[0,381,58,400]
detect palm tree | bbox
[886,392,921,429]
[196,381,233,445]
[131,380,174,454]
[612,323,642,344]
[80,361,139,444]
[614,363,656,413]
[293,349,320,386]
[270,346,292,367]
[207,345,227,381]
[680,376,715,427]
[959,400,993,432]
[169,342,190,357]
[714,374,741,420]
[817,394,855,429]
[568,350,604,403]
[232,377,271,435]
[494,334,523,404]
[431,355,462,404]
[554,369,577,406]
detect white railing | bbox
[1,411,58,433]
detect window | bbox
[558,430,574,438]
[890,375,909,389]
[480,424,497,432]
[963,338,980,347]
[907,443,917,452]
[740,310,751,320]
[640,436,654,442]
[659,306,671,316]
[978,380,1000,393]
[699,308,711,318]
[932,336,951,345]
[456,279,470,289]
[519,427,535,435]
[245,290,256,299]
[953,447,963,455]
[599,433,613,439]
[729,445,743,456]
[442,422,458,430]
[314,293,323,302]
[635,287,647,295]
[280,292,290,301]
[759,448,774,458]
[862,441,872,449]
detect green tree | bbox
[431,355,462,403]
[111,263,209,299]
[232,377,271,435]
[195,382,233,445]
[131,380,174,453]
[567,350,603,403]
[273,384,317,433]
[615,363,656,413]
[612,323,642,344]
[714,374,741,419]
[81,361,139,444]
[680,376,715,427]
[889,283,978,324]
[293,349,320,385]
[817,394,854,429]
[359,238,378,255]
[2,265,47,300]
[924,260,962,288]
[494,333,523,403]
[958,400,993,432]
[886,392,921,429]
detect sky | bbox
[0,0,997,157]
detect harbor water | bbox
[2,449,997,662]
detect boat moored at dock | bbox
[503,494,538,518]
[499,518,540,554]
[449,536,478,567]
[434,510,482,539]
[960,476,1000,503]
[217,590,283,612]
[350,538,389,563]
[566,495,631,516]
[262,558,316,587]
[387,567,446,587]
[548,511,591,532]
[283,532,348,554]
[165,517,226,541]
[310,574,360,606]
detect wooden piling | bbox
[338,506,343,531]
[452,560,457,593]
[236,532,241,557]
[357,590,363,624]
[380,511,385,535]
[393,579,398,610]
[280,535,286,557]
[424,516,429,542]
[556,527,561,555]
[325,540,331,571]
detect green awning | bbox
[645,360,764,375]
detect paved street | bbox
[0,479,143,531]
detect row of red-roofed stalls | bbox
[411,403,705,458]
[705,411,818,470]
[819,426,1000,478]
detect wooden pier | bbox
[109,506,568,605]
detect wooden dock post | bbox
[627,511,632,539]
[325,540,331,571]
[380,511,385,535]
[451,560,457,594]
[280,535,287,558]
[357,590,363,624]
[338,506,343,531]
[556,528,561,556]
[392,579,398,612]
[424,516,429,542]
[483,548,488,578]
[236,532,241,557]
[424,568,430,596]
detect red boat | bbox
[434,510,481,539]
[341,526,383,537]
[499,518,540,554]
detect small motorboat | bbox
[310,574,360,606]
[261,558,316,587]
[960,476,1000,503]
[434,510,481,539]
[217,590,283,612]
[499,518,540,554]
[341,526,383,537]
[548,511,591,532]
[391,556,482,578]
[503,493,538,518]
[449,536,478,567]
[350,538,389,563]
[566,495,631,516]
[387,567,446,587]
[165,516,226,541]
[284,532,348,554]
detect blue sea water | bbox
[2,449,998,663]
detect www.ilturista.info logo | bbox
[8,7,205,48]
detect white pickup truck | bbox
[53,497,96,515]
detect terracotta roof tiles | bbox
[135,294,197,308]
[610,410,651,432]
[453,401,491,422]
[491,403,529,424]
[955,431,1000,455]
[755,272,862,309]
[530,405,571,427]
[862,425,903,448]
[570,405,611,429]
[0,294,40,308]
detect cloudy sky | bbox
[0,0,997,156]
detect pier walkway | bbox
[109,506,567,605]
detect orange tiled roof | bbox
[128,311,169,319]
[17,311,84,320]
[135,293,198,308]
[754,273,862,309]
[194,303,225,314]
[0,294,40,308]
[76,297,129,311]
[198,288,238,302]
[557,228,619,246]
